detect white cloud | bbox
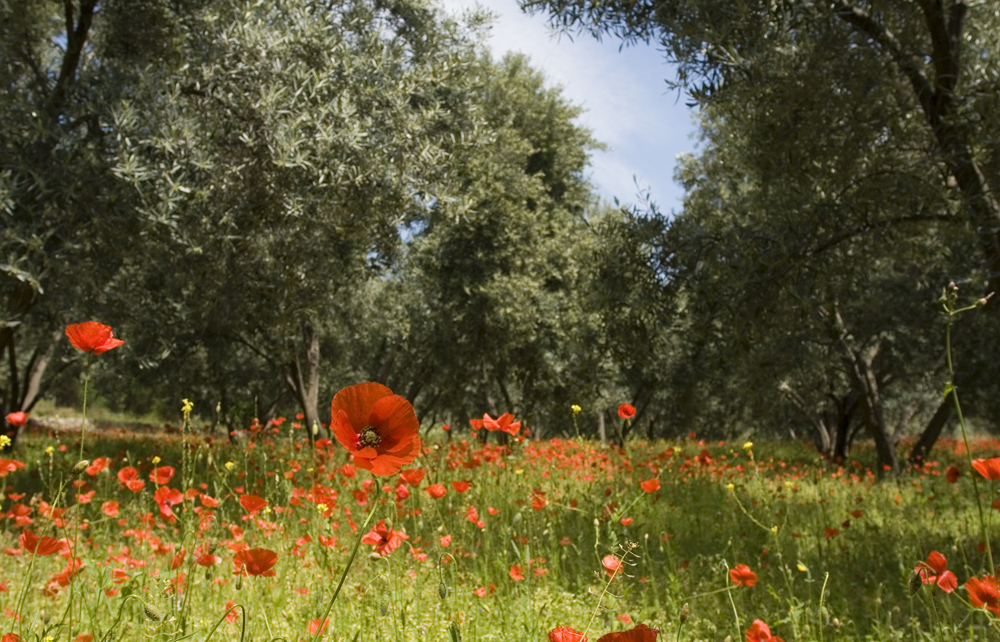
[436,0,697,210]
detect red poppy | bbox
[823,527,839,539]
[232,548,278,577]
[617,404,636,420]
[945,465,960,483]
[85,457,110,476]
[596,624,658,642]
[973,458,1000,480]
[967,576,1000,614]
[330,383,420,476]
[307,619,329,635]
[239,495,267,513]
[483,413,521,436]
[361,519,409,556]
[602,554,622,578]
[154,486,184,521]
[149,466,175,485]
[745,620,784,642]
[452,480,471,493]
[469,418,484,430]
[4,412,27,428]
[549,627,587,642]
[117,466,145,492]
[640,479,660,493]
[0,459,25,477]
[399,468,426,486]
[729,564,758,588]
[102,501,119,517]
[509,564,525,582]
[426,484,447,499]
[20,531,63,556]
[915,551,957,593]
[65,322,124,354]
[3,633,22,642]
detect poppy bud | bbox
[235,572,244,591]
[512,513,523,526]
[143,602,165,622]
[74,460,90,473]
[908,572,923,596]
[438,581,449,599]
[449,621,462,642]
[379,599,389,617]
[368,552,383,561]
[723,637,732,642]
[679,602,690,623]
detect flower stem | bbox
[79,352,92,460]
[946,307,995,578]
[311,496,380,642]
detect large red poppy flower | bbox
[967,576,1000,614]
[730,564,758,588]
[21,531,64,556]
[596,624,658,642]
[973,458,1000,480]
[4,412,28,428]
[549,628,587,642]
[65,322,124,354]
[361,519,409,556]
[330,383,420,476]
[916,551,957,593]
[233,548,278,577]
[617,404,636,420]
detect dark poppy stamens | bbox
[359,426,381,447]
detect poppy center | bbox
[359,426,381,447]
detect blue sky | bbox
[436,0,699,213]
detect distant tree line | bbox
[2,0,998,472]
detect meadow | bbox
[2,404,1000,642]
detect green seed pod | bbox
[379,599,389,617]
[143,602,165,622]
[908,572,923,596]
[73,460,90,473]
[679,602,690,623]
[438,581,449,599]
[235,571,244,591]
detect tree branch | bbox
[832,1,938,126]
[50,0,98,111]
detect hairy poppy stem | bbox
[79,352,92,460]
[311,498,380,642]
[944,296,996,579]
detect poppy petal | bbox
[331,382,393,433]
[368,395,419,442]
[331,410,360,453]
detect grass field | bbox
[1,416,1000,642]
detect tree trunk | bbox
[831,393,860,462]
[826,305,898,475]
[597,410,607,445]
[288,324,321,444]
[908,399,952,466]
